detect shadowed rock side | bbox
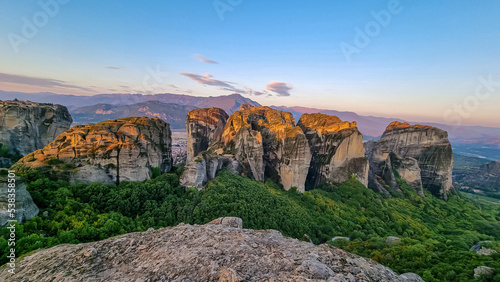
[0,174,39,227]
[186,107,228,162]
[0,100,72,156]
[0,218,423,281]
[12,117,172,184]
[298,113,369,188]
[367,121,454,199]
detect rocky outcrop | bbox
[181,107,373,192]
[298,113,369,188]
[186,107,228,162]
[12,117,172,184]
[183,105,312,191]
[386,236,401,244]
[0,218,423,281]
[180,147,241,189]
[367,121,455,199]
[0,172,39,227]
[0,100,72,156]
[474,266,495,280]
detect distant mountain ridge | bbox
[71,101,197,129]
[0,91,261,114]
[1,91,499,159]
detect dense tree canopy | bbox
[1,168,499,281]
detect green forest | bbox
[1,167,499,281]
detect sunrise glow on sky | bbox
[1,1,500,126]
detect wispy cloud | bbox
[193,54,219,64]
[244,87,267,96]
[0,72,93,92]
[180,72,234,88]
[106,66,123,70]
[266,81,293,97]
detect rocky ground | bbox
[0,217,423,281]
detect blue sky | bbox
[1,0,500,126]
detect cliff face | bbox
[367,121,454,199]
[186,107,228,162]
[0,100,72,156]
[181,107,373,192]
[222,105,311,191]
[0,173,39,227]
[0,217,423,281]
[12,117,172,184]
[298,113,369,188]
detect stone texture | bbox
[298,113,369,188]
[12,117,172,184]
[0,173,39,227]
[179,148,241,189]
[0,218,423,281]
[0,100,72,156]
[183,105,312,191]
[367,121,455,199]
[186,107,228,162]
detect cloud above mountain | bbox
[180,72,291,98]
[265,81,292,97]
[193,54,219,64]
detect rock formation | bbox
[12,117,172,184]
[366,121,455,199]
[0,217,423,281]
[0,172,39,227]
[298,113,369,187]
[186,107,228,162]
[0,100,72,156]
[181,106,373,192]
[182,105,312,191]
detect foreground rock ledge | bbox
[1,217,422,282]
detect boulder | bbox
[0,219,424,281]
[12,117,172,184]
[386,236,401,244]
[474,266,495,280]
[0,100,72,156]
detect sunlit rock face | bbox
[222,105,311,191]
[186,107,228,162]
[12,117,172,184]
[181,107,374,192]
[183,105,311,191]
[298,113,369,188]
[367,121,455,199]
[0,100,72,155]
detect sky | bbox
[1,0,500,127]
